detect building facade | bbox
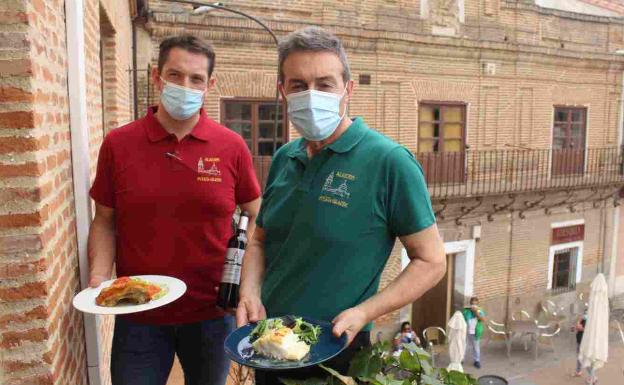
[138,0,624,338]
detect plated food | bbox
[73,275,186,315]
[95,276,168,307]
[249,317,322,361]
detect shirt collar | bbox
[326,117,367,153]
[145,107,211,142]
[286,117,368,159]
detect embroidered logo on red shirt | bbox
[197,157,222,182]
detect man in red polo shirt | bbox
[88,35,261,385]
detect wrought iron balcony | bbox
[252,147,624,199]
[416,146,624,199]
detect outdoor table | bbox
[506,320,539,359]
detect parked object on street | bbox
[447,311,467,373]
[579,273,610,384]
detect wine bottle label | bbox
[221,247,244,284]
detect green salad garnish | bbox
[249,317,322,345]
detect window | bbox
[221,99,287,156]
[552,107,586,176]
[553,107,586,151]
[551,247,578,293]
[418,103,466,153]
[418,102,467,183]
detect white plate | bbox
[72,275,187,315]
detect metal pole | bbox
[161,0,282,154]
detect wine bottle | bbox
[217,212,249,309]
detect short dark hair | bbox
[470,297,479,303]
[278,26,350,83]
[400,321,411,330]
[158,35,216,77]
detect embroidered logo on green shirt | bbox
[319,171,354,207]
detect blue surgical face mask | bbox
[160,78,205,121]
[286,88,347,141]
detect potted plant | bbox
[279,342,480,385]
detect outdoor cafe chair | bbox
[422,326,447,367]
[485,319,508,351]
[537,321,560,353]
[510,310,536,350]
[511,310,532,321]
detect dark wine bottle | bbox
[217,211,249,309]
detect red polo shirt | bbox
[90,107,261,324]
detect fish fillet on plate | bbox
[248,317,322,361]
[252,327,311,360]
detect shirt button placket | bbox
[169,137,184,171]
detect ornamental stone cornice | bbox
[147,14,624,70]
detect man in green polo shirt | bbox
[237,26,446,383]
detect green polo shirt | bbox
[257,118,435,329]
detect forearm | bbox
[240,231,265,298]
[87,216,116,279]
[356,257,445,323]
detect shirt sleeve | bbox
[89,136,116,208]
[235,144,261,205]
[384,146,436,237]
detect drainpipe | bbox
[66,1,102,385]
[132,20,139,120]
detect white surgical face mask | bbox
[160,78,205,120]
[286,88,347,141]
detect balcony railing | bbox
[416,146,624,199]
[253,147,624,198]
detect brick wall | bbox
[0,0,133,384]
[140,0,623,337]
[143,0,624,154]
[0,0,88,384]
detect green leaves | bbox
[403,342,430,358]
[348,348,384,380]
[398,350,420,371]
[420,374,444,385]
[293,317,323,345]
[370,373,406,385]
[249,317,322,345]
[320,365,358,385]
[274,336,483,385]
